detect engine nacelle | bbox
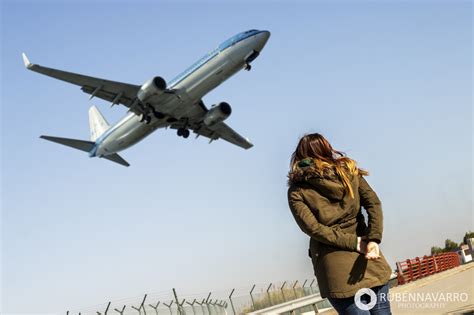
[203,102,232,127]
[137,76,167,102]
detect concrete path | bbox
[389,263,474,314]
[320,263,473,315]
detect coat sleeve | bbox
[288,188,357,251]
[358,176,383,243]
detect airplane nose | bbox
[261,30,271,41]
[255,30,271,51]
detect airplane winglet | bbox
[22,52,33,69]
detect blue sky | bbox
[2,0,472,313]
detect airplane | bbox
[23,29,270,167]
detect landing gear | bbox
[139,104,164,124]
[177,128,190,139]
[139,114,151,124]
[244,50,259,71]
[183,129,190,138]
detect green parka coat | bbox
[287,161,392,298]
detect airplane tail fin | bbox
[89,105,110,141]
[40,135,130,167]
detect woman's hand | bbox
[356,237,381,260]
[365,241,380,260]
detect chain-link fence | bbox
[66,279,327,315]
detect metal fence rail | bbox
[246,293,329,315]
[395,252,460,285]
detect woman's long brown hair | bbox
[289,133,367,198]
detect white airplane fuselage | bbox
[90,30,270,158]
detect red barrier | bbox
[396,252,460,285]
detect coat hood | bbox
[288,158,348,200]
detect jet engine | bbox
[137,76,167,102]
[203,102,232,126]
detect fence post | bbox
[133,296,146,315]
[106,302,111,315]
[396,262,405,284]
[302,279,308,295]
[292,280,299,299]
[173,288,185,315]
[179,300,186,315]
[433,254,439,272]
[279,281,286,302]
[228,288,236,315]
[406,259,413,282]
[96,302,111,315]
[141,294,148,315]
[249,284,256,310]
[415,257,421,280]
[266,282,273,306]
[205,293,212,315]
[427,255,434,275]
[309,279,316,294]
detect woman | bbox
[287,133,392,315]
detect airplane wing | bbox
[170,100,254,150]
[201,122,254,149]
[22,53,142,112]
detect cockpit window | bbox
[218,30,260,51]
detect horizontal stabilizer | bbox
[102,153,130,167]
[40,135,95,152]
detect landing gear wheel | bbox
[145,116,152,124]
[177,128,184,137]
[182,129,190,138]
[245,64,252,71]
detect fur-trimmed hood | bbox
[288,158,351,201]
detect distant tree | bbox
[431,246,444,255]
[444,239,459,252]
[430,232,473,255]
